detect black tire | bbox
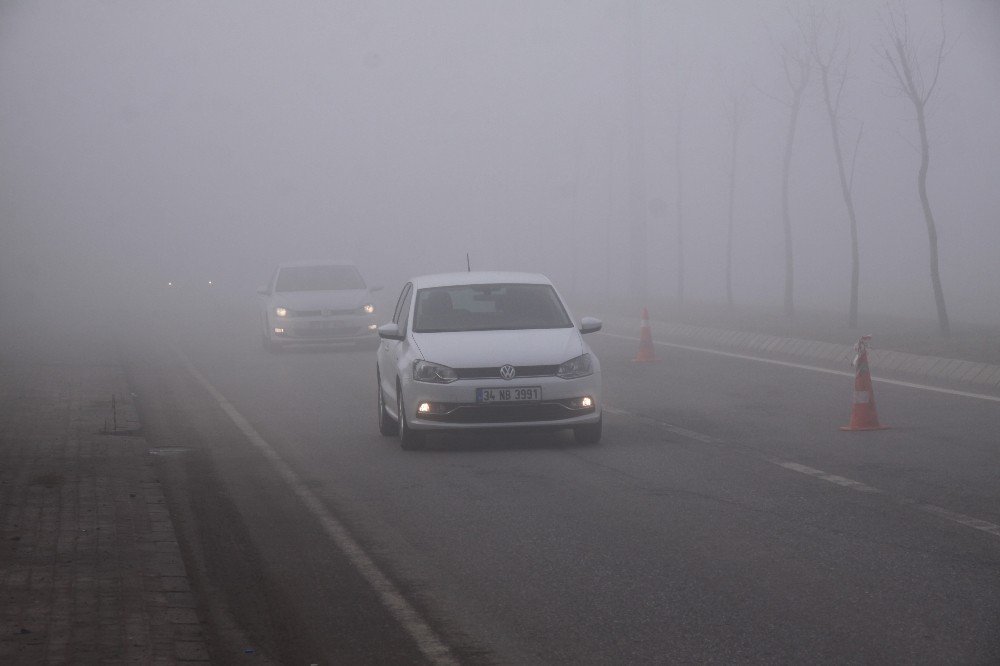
[397,387,424,451]
[574,416,602,445]
[377,370,398,436]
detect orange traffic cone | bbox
[840,335,888,431]
[632,307,660,363]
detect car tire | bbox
[573,415,602,445]
[377,369,398,436]
[397,386,424,451]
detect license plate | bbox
[476,387,541,403]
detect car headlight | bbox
[557,353,593,379]
[362,303,375,314]
[275,307,288,318]
[413,360,458,384]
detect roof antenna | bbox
[466,253,471,272]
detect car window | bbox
[274,265,365,292]
[392,283,411,324]
[397,284,414,332]
[412,283,572,333]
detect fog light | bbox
[415,402,450,415]
[581,396,593,408]
[273,327,285,335]
[368,323,378,331]
[568,396,594,410]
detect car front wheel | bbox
[573,415,602,445]
[397,387,424,451]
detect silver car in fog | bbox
[376,272,603,449]
[258,261,381,351]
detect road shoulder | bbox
[0,353,209,663]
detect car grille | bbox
[418,401,593,424]
[289,326,364,338]
[287,307,358,317]
[454,364,560,380]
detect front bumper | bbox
[403,373,601,431]
[269,315,378,344]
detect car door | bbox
[378,282,412,414]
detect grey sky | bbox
[2,0,998,322]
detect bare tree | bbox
[760,23,811,317]
[626,0,648,302]
[876,1,951,335]
[673,75,689,306]
[722,81,749,308]
[803,6,864,328]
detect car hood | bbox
[269,289,371,310]
[411,328,584,367]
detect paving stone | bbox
[789,339,812,356]
[944,359,971,380]
[960,363,987,382]
[175,640,211,661]
[166,592,198,609]
[0,361,209,664]
[159,576,192,593]
[971,365,1000,385]
[164,607,199,625]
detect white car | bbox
[258,261,382,351]
[375,272,602,449]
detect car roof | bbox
[410,271,554,289]
[276,260,358,269]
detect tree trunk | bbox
[819,68,861,328]
[725,117,738,308]
[781,93,803,317]
[675,123,684,305]
[916,103,950,336]
[626,0,647,302]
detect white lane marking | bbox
[600,332,1000,403]
[775,462,882,494]
[605,405,1000,541]
[916,504,1000,538]
[605,406,723,444]
[778,462,1000,539]
[174,349,459,666]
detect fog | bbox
[2,0,998,327]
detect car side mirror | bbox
[377,323,404,341]
[579,317,602,334]
[257,286,270,296]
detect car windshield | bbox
[275,265,365,292]
[412,283,573,333]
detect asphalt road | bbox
[121,303,1000,664]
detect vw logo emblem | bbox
[499,364,516,380]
